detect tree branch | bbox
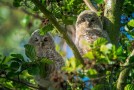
[83,0,98,12]
[116,49,134,90]
[31,0,84,64]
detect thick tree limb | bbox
[83,0,98,12]
[31,0,84,64]
[103,0,125,45]
[117,49,134,90]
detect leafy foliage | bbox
[0,0,134,89]
[24,44,36,61]
[0,44,54,89]
[125,84,134,90]
[123,0,134,14]
[62,38,132,90]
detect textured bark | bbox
[117,67,130,90]
[103,0,125,45]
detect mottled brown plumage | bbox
[75,10,109,55]
[75,10,110,85]
[28,30,65,90]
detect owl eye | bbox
[81,18,85,22]
[91,19,95,22]
[34,37,38,42]
[44,37,48,42]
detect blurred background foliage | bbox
[0,0,50,56]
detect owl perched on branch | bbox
[75,10,109,55]
[28,30,65,90]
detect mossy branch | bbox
[117,67,130,90]
[31,0,84,64]
[117,50,134,90]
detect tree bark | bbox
[103,0,125,45]
[117,67,130,90]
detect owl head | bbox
[28,30,55,50]
[76,10,103,31]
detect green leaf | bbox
[70,57,76,69]
[97,55,110,63]
[87,68,98,78]
[0,64,8,70]
[27,65,40,75]
[0,56,6,64]
[93,38,107,48]
[129,56,134,63]
[94,0,104,4]
[124,84,134,90]
[65,59,70,67]
[10,61,20,72]
[116,46,123,55]
[10,58,23,63]
[40,58,53,64]
[24,44,36,61]
[11,54,24,62]
[83,51,95,60]
[128,19,134,27]
[62,16,76,25]
[100,45,109,54]
[62,67,74,72]
[62,57,77,72]
[40,24,54,35]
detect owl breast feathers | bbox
[75,10,109,55]
[28,30,65,89]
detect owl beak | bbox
[86,19,91,26]
[39,41,44,47]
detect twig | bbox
[126,49,134,63]
[83,0,98,12]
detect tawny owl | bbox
[28,30,65,90]
[75,10,109,55]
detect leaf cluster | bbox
[0,44,53,89]
[63,38,134,90]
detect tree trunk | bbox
[103,0,125,46]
